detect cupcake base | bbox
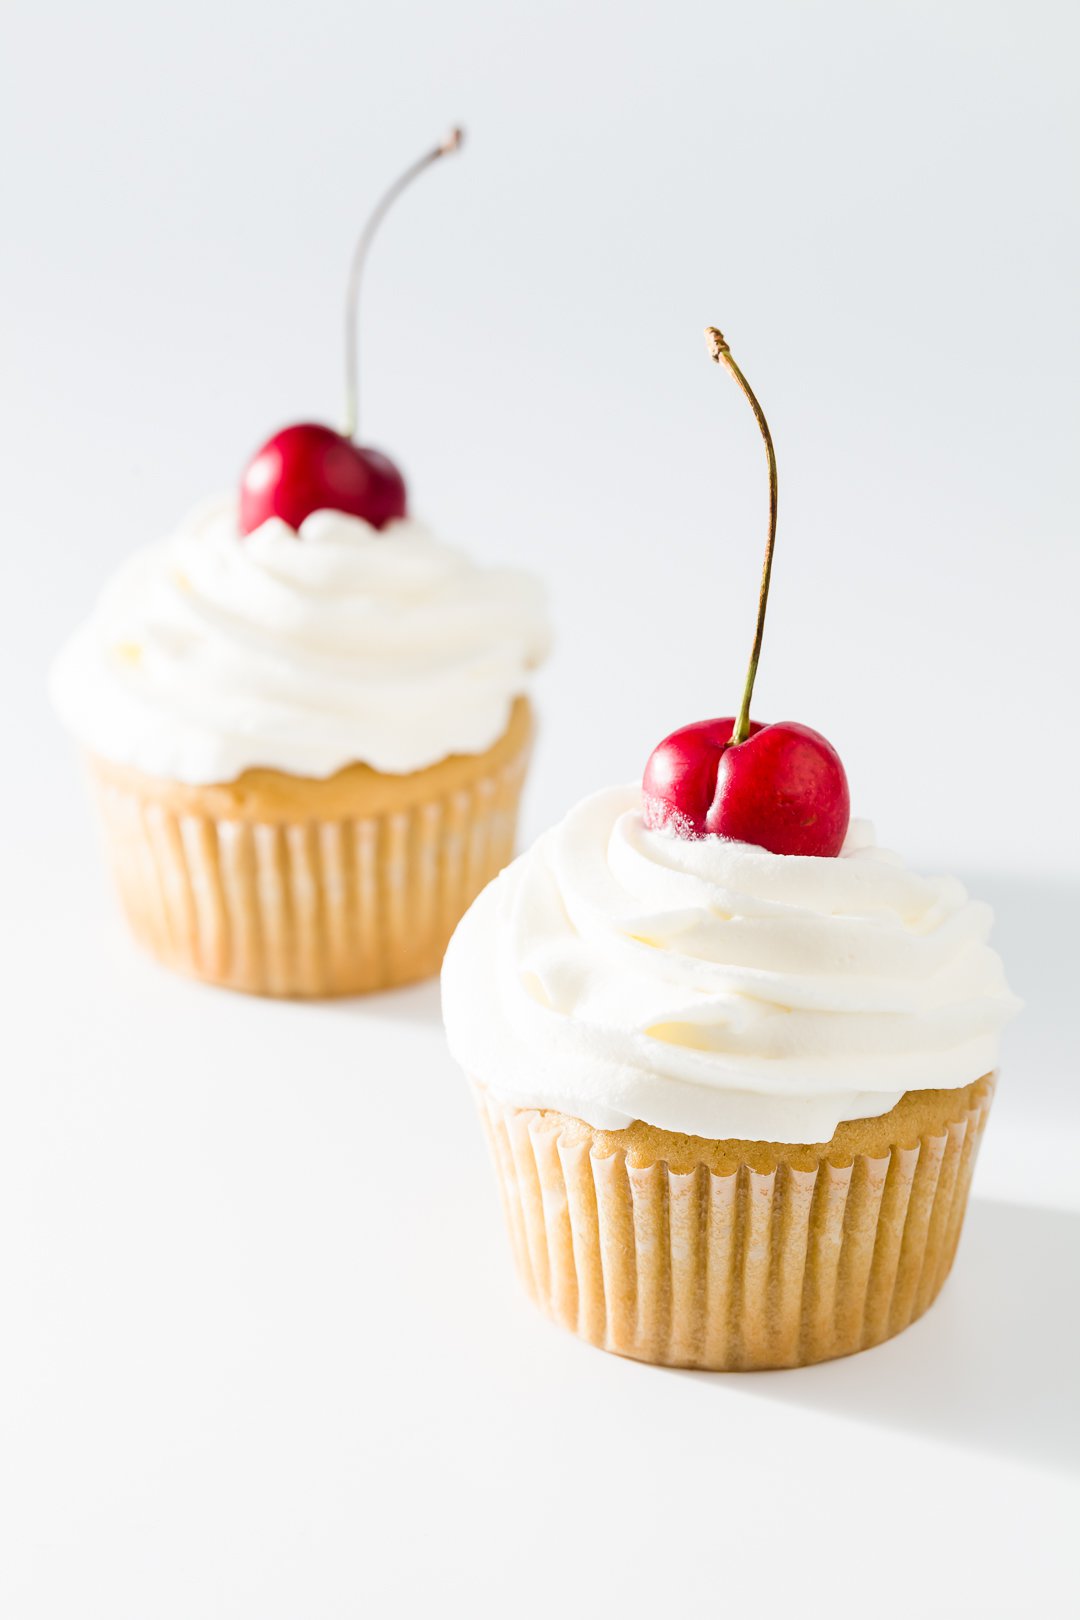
[474,1074,994,1370]
[89,699,533,997]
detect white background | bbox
[2,1,1078,1615]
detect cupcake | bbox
[51,131,551,998]
[442,327,1017,1370]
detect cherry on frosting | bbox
[641,327,851,859]
[239,425,405,535]
[237,129,463,538]
[643,717,850,856]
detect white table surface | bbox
[1,827,1077,1619]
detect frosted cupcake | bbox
[52,131,550,997]
[442,327,1017,1369]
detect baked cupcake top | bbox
[51,497,550,783]
[441,785,1019,1144]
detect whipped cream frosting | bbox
[51,497,550,782]
[442,785,1019,1143]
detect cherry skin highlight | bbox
[238,423,407,536]
[642,717,850,857]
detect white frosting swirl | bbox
[442,785,1019,1143]
[51,497,550,782]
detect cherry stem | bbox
[343,127,464,441]
[706,326,778,747]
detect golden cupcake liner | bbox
[88,702,533,997]
[474,1076,994,1370]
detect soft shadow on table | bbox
[326,976,445,1027]
[709,1199,1080,1477]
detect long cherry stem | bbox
[706,326,778,747]
[343,127,464,441]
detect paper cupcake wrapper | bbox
[475,1080,994,1370]
[90,738,531,998]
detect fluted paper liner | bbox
[89,699,533,997]
[475,1075,993,1369]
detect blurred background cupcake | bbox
[53,495,547,997]
[50,131,551,997]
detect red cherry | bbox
[236,132,464,539]
[236,132,463,539]
[238,423,406,536]
[642,718,850,857]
